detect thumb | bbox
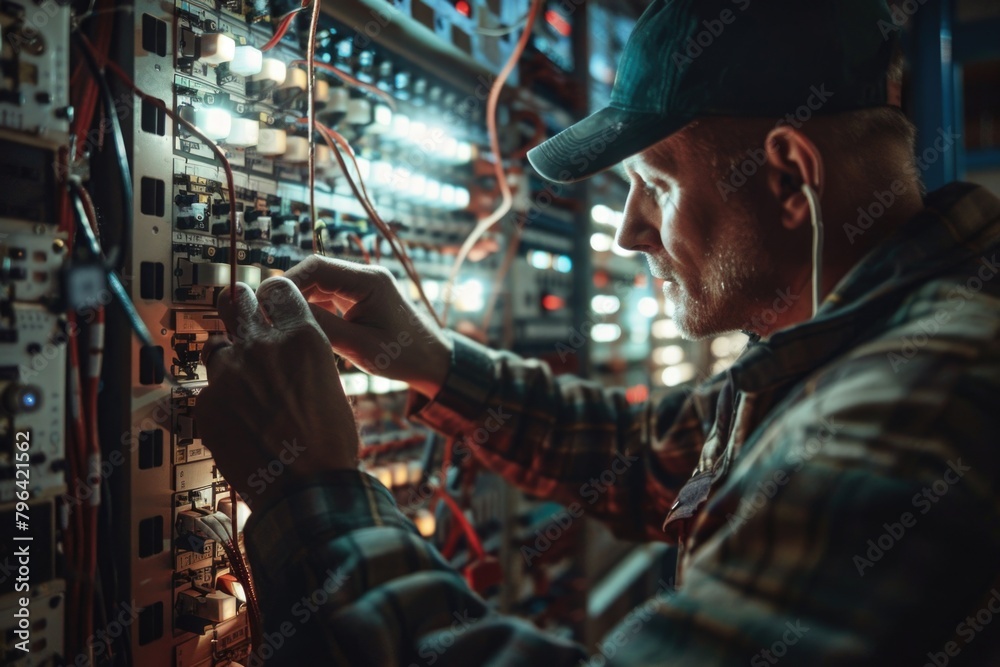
[309,304,369,357]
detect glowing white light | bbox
[590,232,614,253]
[652,319,679,339]
[611,244,636,258]
[425,179,441,202]
[661,363,696,387]
[440,184,456,206]
[408,174,427,199]
[193,107,232,141]
[341,373,369,396]
[372,161,394,187]
[453,188,470,208]
[391,113,410,139]
[710,337,731,358]
[591,204,614,225]
[440,136,459,160]
[454,279,485,312]
[653,345,685,366]
[591,323,622,343]
[409,121,430,144]
[591,295,620,315]
[455,141,473,163]
[637,296,659,318]
[422,280,441,300]
[371,103,393,133]
[230,45,263,77]
[370,376,394,394]
[529,250,552,270]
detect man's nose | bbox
[616,191,661,253]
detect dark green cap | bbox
[527,0,898,183]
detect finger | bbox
[203,337,236,383]
[218,282,268,342]
[309,304,367,352]
[285,255,388,304]
[256,276,315,331]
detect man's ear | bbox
[764,126,825,230]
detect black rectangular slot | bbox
[138,430,163,469]
[141,99,166,136]
[140,177,165,217]
[139,261,164,300]
[138,515,163,557]
[141,14,168,57]
[139,345,164,385]
[138,602,164,645]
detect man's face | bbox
[618,127,785,339]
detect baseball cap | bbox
[527,0,898,183]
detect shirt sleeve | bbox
[407,332,714,541]
[243,470,589,666]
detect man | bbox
[197,0,1000,664]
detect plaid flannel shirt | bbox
[245,182,1000,666]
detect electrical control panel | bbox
[0,2,70,665]
[120,1,518,664]
[1,0,668,663]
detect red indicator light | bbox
[545,9,571,37]
[455,1,472,18]
[542,294,565,311]
[625,385,649,404]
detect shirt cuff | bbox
[406,332,498,435]
[244,470,416,573]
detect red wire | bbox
[259,3,308,52]
[289,60,397,110]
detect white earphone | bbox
[801,183,823,318]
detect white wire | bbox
[801,184,823,317]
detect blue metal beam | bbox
[909,0,961,189]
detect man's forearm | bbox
[407,332,710,542]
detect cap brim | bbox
[526,106,691,184]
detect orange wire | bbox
[442,0,544,324]
[289,60,397,110]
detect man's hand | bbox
[285,256,453,398]
[195,277,359,509]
